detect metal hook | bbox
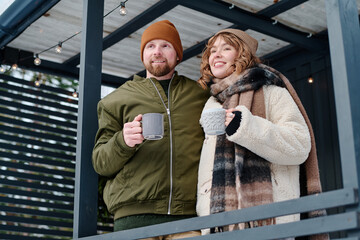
[229,4,234,9]
[307,33,312,38]
[272,20,278,25]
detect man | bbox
[92,20,209,238]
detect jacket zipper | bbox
[149,75,174,215]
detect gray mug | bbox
[142,113,164,140]
[200,108,226,135]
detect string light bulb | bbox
[12,49,20,70]
[119,2,127,16]
[72,90,78,98]
[34,54,41,66]
[0,65,5,73]
[55,42,62,53]
[34,76,41,87]
[34,79,41,87]
[308,76,314,84]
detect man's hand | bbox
[123,114,144,147]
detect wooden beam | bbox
[180,0,326,52]
[258,0,309,18]
[0,0,60,48]
[1,47,126,88]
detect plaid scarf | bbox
[209,64,328,239]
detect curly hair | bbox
[198,32,261,89]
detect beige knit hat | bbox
[140,20,183,63]
[215,29,258,55]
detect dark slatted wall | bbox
[0,73,113,239]
[0,73,76,239]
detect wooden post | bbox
[73,0,104,238]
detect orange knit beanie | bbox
[140,20,183,63]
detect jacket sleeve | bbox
[92,101,137,177]
[227,85,311,165]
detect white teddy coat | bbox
[196,85,311,234]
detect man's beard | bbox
[145,59,175,77]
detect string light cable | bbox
[14,0,130,67]
[0,1,130,92]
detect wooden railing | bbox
[78,188,358,239]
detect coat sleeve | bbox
[92,101,136,177]
[227,85,311,165]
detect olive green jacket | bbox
[92,72,209,220]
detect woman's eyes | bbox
[210,47,232,53]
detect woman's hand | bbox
[225,108,237,126]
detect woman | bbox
[196,29,326,238]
